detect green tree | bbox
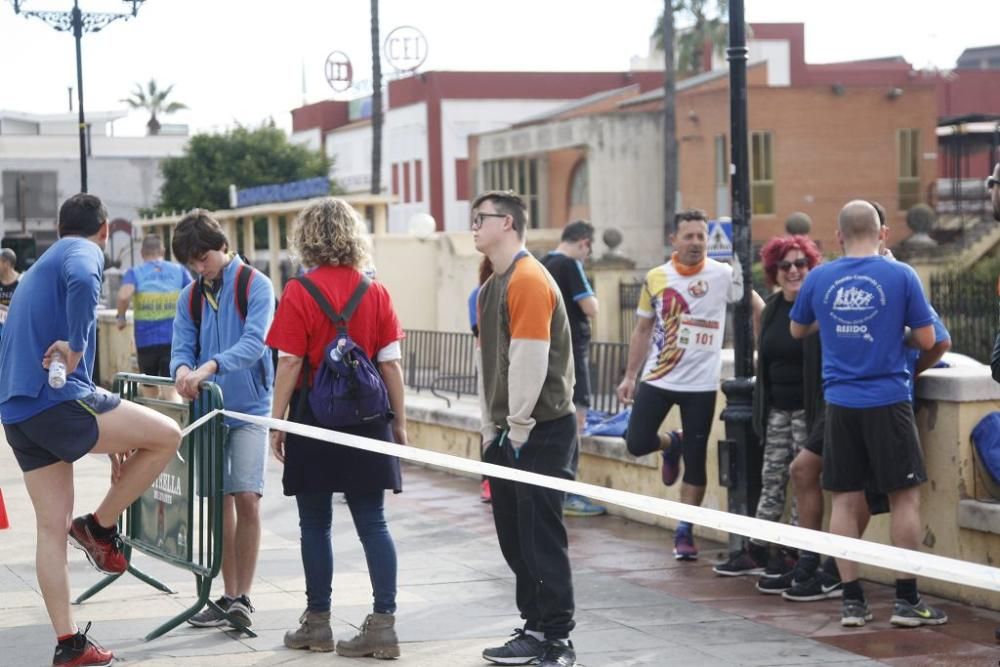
[653,1,730,76]
[121,79,188,136]
[153,124,332,213]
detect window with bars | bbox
[897,128,921,211]
[481,158,540,228]
[750,131,774,215]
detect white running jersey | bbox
[636,256,738,392]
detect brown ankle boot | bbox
[283,609,334,652]
[335,612,400,659]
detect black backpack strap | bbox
[189,283,203,360]
[235,263,253,321]
[292,274,370,335]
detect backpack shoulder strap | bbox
[235,263,254,322]
[189,282,203,329]
[339,274,371,322]
[292,273,370,335]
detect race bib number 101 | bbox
[677,317,721,350]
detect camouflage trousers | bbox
[754,408,808,526]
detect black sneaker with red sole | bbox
[52,623,113,667]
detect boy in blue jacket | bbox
[169,210,275,630]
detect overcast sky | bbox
[0,0,997,136]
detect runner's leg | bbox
[24,462,76,637]
[90,400,180,526]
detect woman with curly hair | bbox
[266,197,405,658]
[713,234,822,584]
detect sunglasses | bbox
[777,258,809,272]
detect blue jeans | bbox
[295,491,397,614]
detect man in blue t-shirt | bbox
[0,194,182,666]
[117,233,191,399]
[790,200,947,629]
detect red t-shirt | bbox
[266,266,404,386]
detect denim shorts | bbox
[5,389,122,472]
[224,422,268,496]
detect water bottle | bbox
[330,338,347,363]
[48,351,67,389]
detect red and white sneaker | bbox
[52,623,114,667]
[68,515,127,575]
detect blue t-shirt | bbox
[0,237,104,423]
[790,255,934,408]
[468,285,481,331]
[905,306,950,404]
[123,259,191,348]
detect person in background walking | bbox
[116,234,191,400]
[542,220,606,517]
[0,247,21,340]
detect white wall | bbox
[384,102,429,233]
[290,127,322,153]
[476,112,665,268]
[0,135,188,159]
[439,99,567,232]
[326,123,374,194]
[0,156,171,244]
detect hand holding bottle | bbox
[43,341,79,390]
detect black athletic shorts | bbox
[801,408,890,515]
[822,401,927,495]
[572,342,591,409]
[5,389,122,472]
[137,343,172,378]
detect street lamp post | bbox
[8,0,146,193]
[719,0,761,549]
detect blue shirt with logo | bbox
[790,255,934,408]
[122,259,191,348]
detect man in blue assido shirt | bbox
[791,200,947,629]
[0,194,181,666]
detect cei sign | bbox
[384,25,427,73]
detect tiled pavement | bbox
[1,439,999,666]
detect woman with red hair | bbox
[713,234,822,583]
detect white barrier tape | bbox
[180,408,1000,593]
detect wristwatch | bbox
[116,314,127,322]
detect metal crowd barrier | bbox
[73,373,247,640]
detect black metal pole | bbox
[719,0,761,545]
[72,0,87,193]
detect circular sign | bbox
[384,26,428,73]
[325,51,353,92]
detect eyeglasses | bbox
[471,212,507,230]
[777,258,809,272]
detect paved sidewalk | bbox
[1,440,998,666]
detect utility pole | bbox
[8,0,147,193]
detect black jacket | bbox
[752,290,824,441]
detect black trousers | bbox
[484,413,578,639]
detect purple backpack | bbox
[293,274,391,428]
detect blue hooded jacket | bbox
[170,256,274,425]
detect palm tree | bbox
[121,79,188,136]
[653,0,730,76]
